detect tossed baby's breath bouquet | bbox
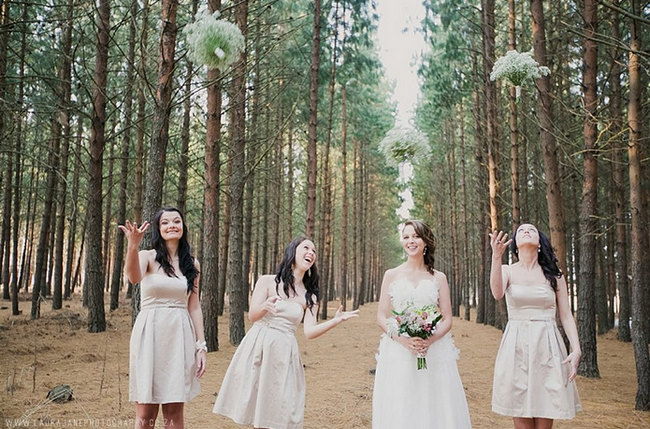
[378,127,430,168]
[490,49,550,99]
[184,8,245,71]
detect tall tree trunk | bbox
[341,84,349,310]
[102,132,116,292]
[227,0,248,345]
[64,118,83,300]
[242,1,260,312]
[0,0,11,300]
[530,0,568,274]
[178,0,198,215]
[201,0,222,352]
[177,27,194,215]
[576,0,600,378]
[133,0,149,225]
[143,0,177,220]
[305,0,321,238]
[20,166,36,294]
[609,0,630,343]
[30,117,61,318]
[110,2,138,311]
[459,100,471,320]
[52,0,74,309]
[481,0,502,328]
[508,0,520,229]
[130,0,149,314]
[627,0,650,410]
[10,0,28,314]
[320,0,339,316]
[86,0,110,332]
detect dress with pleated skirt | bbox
[372,277,472,429]
[129,272,200,404]
[213,299,305,429]
[492,283,581,419]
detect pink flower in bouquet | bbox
[391,303,443,370]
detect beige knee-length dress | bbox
[492,282,581,419]
[129,273,200,404]
[213,299,305,429]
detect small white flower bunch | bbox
[490,50,550,88]
[184,8,245,71]
[378,126,430,168]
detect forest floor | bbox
[1,293,649,429]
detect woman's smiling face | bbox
[293,239,316,271]
[401,224,424,257]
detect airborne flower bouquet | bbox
[184,8,245,72]
[490,49,550,100]
[388,303,443,370]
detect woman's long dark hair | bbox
[274,237,320,313]
[404,220,436,276]
[151,207,199,294]
[510,225,561,291]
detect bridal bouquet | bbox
[388,303,443,370]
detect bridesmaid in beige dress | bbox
[120,207,206,429]
[490,224,581,429]
[213,236,359,429]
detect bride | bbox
[373,219,472,429]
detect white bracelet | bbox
[195,340,207,353]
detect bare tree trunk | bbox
[143,0,177,220]
[86,0,110,332]
[576,0,600,378]
[52,0,73,309]
[201,0,222,352]
[30,115,61,318]
[110,1,138,311]
[305,0,321,238]
[459,100,471,320]
[20,166,36,294]
[627,0,650,410]
[320,0,339,316]
[609,0,630,343]
[473,77,487,324]
[508,0,520,229]
[102,133,115,292]
[10,1,28,315]
[64,118,83,300]
[0,0,11,300]
[341,84,349,310]
[227,0,248,345]
[177,6,196,215]
[530,0,568,275]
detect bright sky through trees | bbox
[375,0,428,219]
[375,0,428,126]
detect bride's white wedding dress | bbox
[372,277,472,429]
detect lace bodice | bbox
[388,277,440,312]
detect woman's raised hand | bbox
[118,220,150,247]
[489,230,512,259]
[262,295,282,315]
[334,305,360,322]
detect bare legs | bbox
[135,403,184,428]
[513,417,553,429]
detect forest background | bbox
[0,0,649,422]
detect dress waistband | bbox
[508,316,555,322]
[141,303,187,310]
[257,320,297,334]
